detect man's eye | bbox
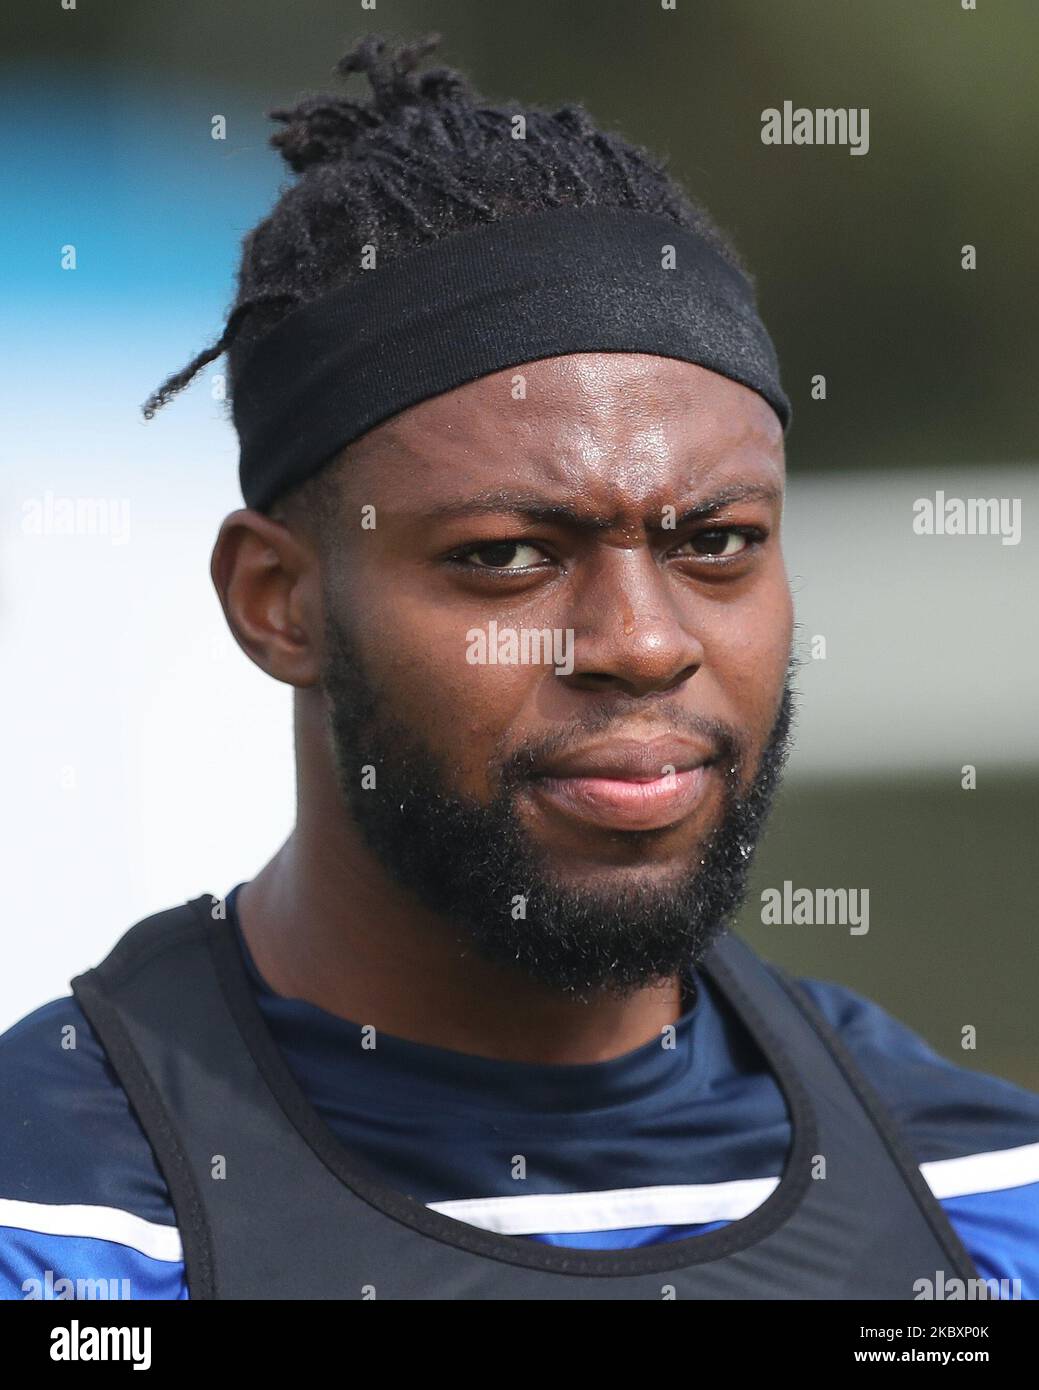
[458,541,547,570]
[679,529,752,559]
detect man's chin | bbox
[433,842,732,997]
[516,850,718,906]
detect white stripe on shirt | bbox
[0,1199,183,1262]
[920,1141,1039,1200]
[429,1142,1039,1235]
[428,1176,781,1234]
[4,1142,1035,1252]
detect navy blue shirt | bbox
[2,883,1038,1299]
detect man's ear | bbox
[210,508,323,688]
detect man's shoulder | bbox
[0,994,185,1300]
[0,992,179,1219]
[793,974,1039,1160]
[794,973,1039,1297]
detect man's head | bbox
[153,35,796,1000]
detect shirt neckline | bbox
[225,881,705,1116]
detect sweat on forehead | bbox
[336,355,785,522]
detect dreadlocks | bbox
[142,31,752,538]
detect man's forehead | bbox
[348,353,784,502]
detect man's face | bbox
[319,353,794,997]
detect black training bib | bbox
[71,895,978,1299]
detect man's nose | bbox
[557,548,705,697]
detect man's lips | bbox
[532,767,712,831]
[527,737,719,832]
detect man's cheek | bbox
[370,620,536,794]
[715,590,791,691]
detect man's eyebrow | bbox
[423,482,782,531]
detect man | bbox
[2,34,1036,1300]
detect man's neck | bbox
[234,831,685,1066]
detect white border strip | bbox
[0,1200,183,1263]
[430,1142,1039,1236]
[428,1177,780,1235]
[3,1142,1034,1253]
[920,1141,1039,1200]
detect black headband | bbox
[232,204,791,512]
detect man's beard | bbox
[322,605,796,1001]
